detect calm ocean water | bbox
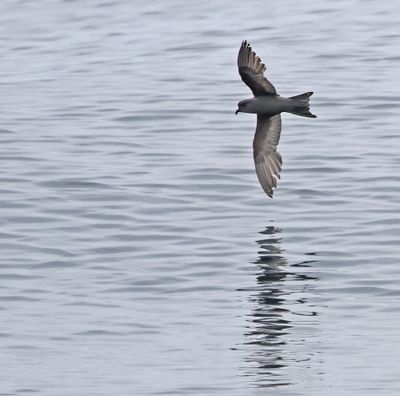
[1,0,400,395]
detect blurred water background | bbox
[1,0,400,395]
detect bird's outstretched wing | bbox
[238,40,277,96]
[253,114,282,197]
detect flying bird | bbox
[236,40,316,198]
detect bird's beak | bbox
[235,109,239,115]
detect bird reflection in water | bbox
[243,225,318,388]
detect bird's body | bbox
[236,40,316,197]
[237,95,299,116]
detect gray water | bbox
[1,0,400,395]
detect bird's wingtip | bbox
[265,189,273,198]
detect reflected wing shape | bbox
[253,114,282,198]
[238,40,277,96]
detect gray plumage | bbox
[236,40,316,198]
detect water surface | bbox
[1,0,400,395]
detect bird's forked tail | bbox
[288,91,317,118]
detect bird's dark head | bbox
[235,99,250,115]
